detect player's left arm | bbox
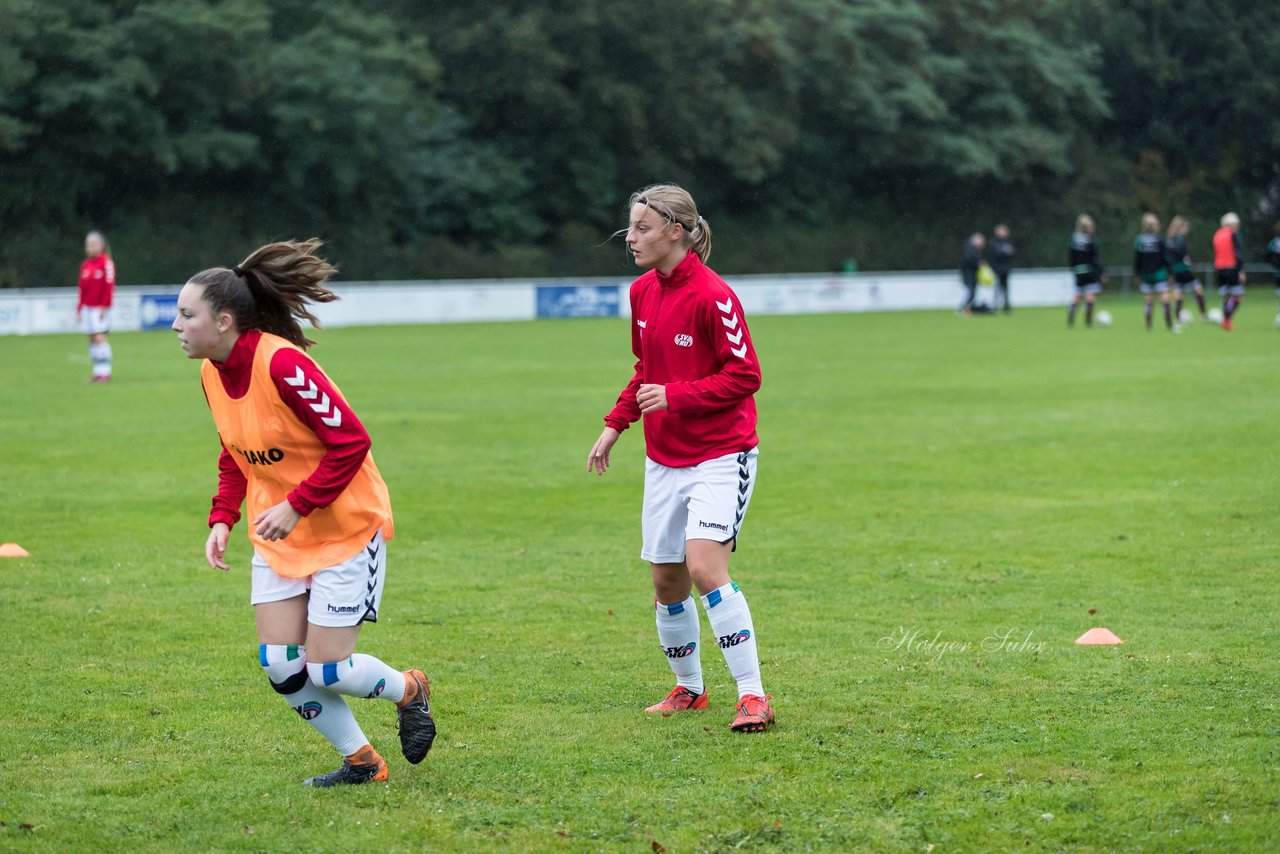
[103,257,115,308]
[663,291,762,414]
[269,348,372,517]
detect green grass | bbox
[1,303,1278,852]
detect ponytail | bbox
[627,184,713,263]
[687,214,713,263]
[186,239,339,349]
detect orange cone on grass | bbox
[0,543,30,557]
[1075,627,1122,645]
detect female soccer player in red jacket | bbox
[77,231,115,382]
[588,184,774,733]
[172,240,434,786]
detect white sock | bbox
[260,644,369,756]
[90,343,105,376]
[655,597,703,693]
[306,654,407,703]
[701,581,764,698]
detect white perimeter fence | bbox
[0,269,1076,336]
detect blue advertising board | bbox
[535,285,621,319]
[139,294,179,330]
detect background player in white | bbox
[587,184,774,732]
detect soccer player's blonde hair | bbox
[1075,213,1095,233]
[1221,212,1240,228]
[1141,212,1160,234]
[628,184,713,263]
[1167,215,1188,239]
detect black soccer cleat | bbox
[397,669,436,764]
[302,754,388,788]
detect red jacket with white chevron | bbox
[605,250,761,468]
[206,329,372,528]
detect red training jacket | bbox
[206,330,373,529]
[604,250,761,468]
[78,255,115,309]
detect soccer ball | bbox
[1178,309,1194,325]
[1207,307,1224,324]
[1095,310,1113,327]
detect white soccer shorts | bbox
[249,531,386,627]
[80,308,111,335]
[641,447,758,564]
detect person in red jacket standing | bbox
[77,230,115,382]
[1213,212,1246,331]
[587,184,774,733]
[172,240,435,787]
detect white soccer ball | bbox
[1095,309,1113,327]
[1178,309,1194,325]
[1207,307,1224,325]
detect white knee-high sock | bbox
[655,597,703,693]
[306,654,407,703]
[88,342,112,377]
[701,582,764,698]
[260,644,369,757]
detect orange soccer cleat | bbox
[644,686,708,716]
[730,694,775,733]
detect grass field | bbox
[1,302,1277,852]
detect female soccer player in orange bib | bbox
[173,240,434,786]
[588,184,775,733]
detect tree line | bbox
[1,0,1276,287]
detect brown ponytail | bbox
[187,239,339,349]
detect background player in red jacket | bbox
[77,231,115,382]
[172,240,434,787]
[587,184,774,733]
[1213,212,1246,331]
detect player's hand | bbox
[587,427,621,475]
[637,383,668,414]
[205,523,231,571]
[254,501,302,541]
[1240,271,1247,284]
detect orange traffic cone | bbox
[0,543,30,558]
[1075,626,1122,645]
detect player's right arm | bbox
[589,288,644,475]
[206,440,247,569]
